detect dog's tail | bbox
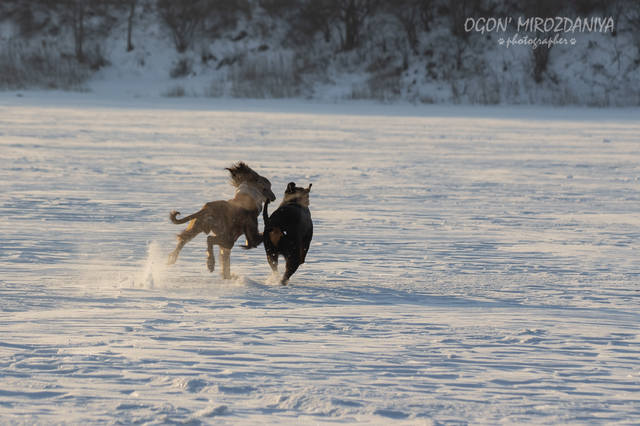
[263,200,283,247]
[170,209,202,224]
[262,199,270,227]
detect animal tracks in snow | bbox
[1,99,639,423]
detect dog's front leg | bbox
[240,221,263,249]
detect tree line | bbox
[1,0,638,81]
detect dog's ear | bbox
[306,183,312,192]
[286,182,296,193]
[225,165,238,179]
[226,162,259,185]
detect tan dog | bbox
[167,162,276,279]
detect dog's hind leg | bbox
[301,232,312,264]
[206,235,226,272]
[219,247,232,279]
[266,250,278,273]
[281,255,301,285]
[206,235,217,272]
[167,222,200,265]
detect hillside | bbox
[1,0,639,106]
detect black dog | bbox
[263,182,313,285]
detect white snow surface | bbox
[1,93,639,424]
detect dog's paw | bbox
[240,242,261,250]
[221,273,239,280]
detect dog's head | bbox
[282,182,312,207]
[226,162,276,202]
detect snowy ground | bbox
[1,93,639,424]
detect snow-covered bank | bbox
[1,97,639,424]
[2,90,640,121]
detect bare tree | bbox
[526,0,563,83]
[384,0,434,54]
[126,0,136,51]
[419,0,435,32]
[290,1,334,44]
[157,0,206,53]
[68,0,87,62]
[386,0,420,54]
[621,0,640,48]
[201,0,250,37]
[448,0,485,39]
[6,1,37,36]
[294,0,378,51]
[336,0,378,51]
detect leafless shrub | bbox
[0,40,90,90]
[163,85,186,97]
[170,58,193,78]
[230,51,299,98]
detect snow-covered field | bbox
[1,94,639,424]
